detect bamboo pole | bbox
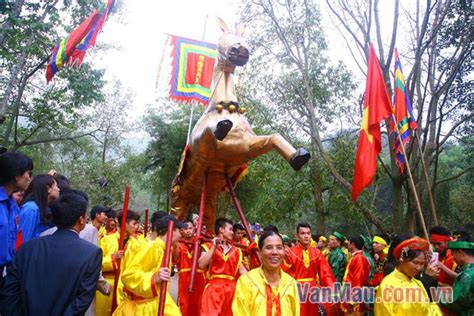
[189,174,207,292]
[111,185,131,312]
[414,132,439,225]
[390,115,429,240]
[144,208,149,238]
[158,220,175,316]
[225,174,261,266]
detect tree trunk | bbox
[310,137,325,233]
[0,0,25,48]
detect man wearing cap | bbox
[113,214,186,315]
[371,233,390,287]
[430,226,457,286]
[440,241,474,316]
[283,222,335,316]
[329,232,348,283]
[317,236,330,260]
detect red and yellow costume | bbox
[176,241,206,316]
[113,237,181,316]
[282,244,336,316]
[375,237,442,316]
[439,250,456,286]
[431,234,457,286]
[370,252,387,287]
[232,267,300,316]
[342,250,371,314]
[200,242,243,316]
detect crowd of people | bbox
[0,151,473,316]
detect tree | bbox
[1,0,116,151]
[239,0,387,232]
[144,102,202,210]
[325,0,473,233]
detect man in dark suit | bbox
[0,192,102,316]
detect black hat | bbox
[156,214,187,231]
[91,205,108,219]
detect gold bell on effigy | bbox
[239,107,246,114]
[228,105,236,112]
[216,104,224,112]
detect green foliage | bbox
[144,102,203,209]
[435,140,474,230]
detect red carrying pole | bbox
[111,185,130,312]
[144,208,149,238]
[188,173,207,293]
[158,220,175,316]
[225,174,261,265]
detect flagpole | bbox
[185,14,209,145]
[156,35,171,90]
[390,115,429,240]
[414,132,439,226]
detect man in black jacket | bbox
[0,192,102,316]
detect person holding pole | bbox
[113,213,186,315]
[96,210,143,316]
[176,220,206,316]
[199,217,247,316]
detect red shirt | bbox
[283,243,335,286]
[438,250,456,285]
[343,251,371,287]
[203,242,243,279]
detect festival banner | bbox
[46,0,114,82]
[391,49,418,173]
[169,35,217,106]
[352,44,392,201]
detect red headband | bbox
[430,234,452,243]
[394,237,430,259]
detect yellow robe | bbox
[113,237,181,316]
[96,233,146,316]
[232,267,300,316]
[374,268,442,316]
[98,226,107,240]
[96,231,119,316]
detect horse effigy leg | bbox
[249,134,310,170]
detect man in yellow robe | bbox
[96,210,144,316]
[113,214,186,316]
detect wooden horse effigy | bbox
[170,18,310,231]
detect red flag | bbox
[352,44,392,200]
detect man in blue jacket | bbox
[0,192,102,316]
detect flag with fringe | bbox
[46,0,114,82]
[391,49,418,173]
[169,35,217,106]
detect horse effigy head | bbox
[216,17,249,68]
